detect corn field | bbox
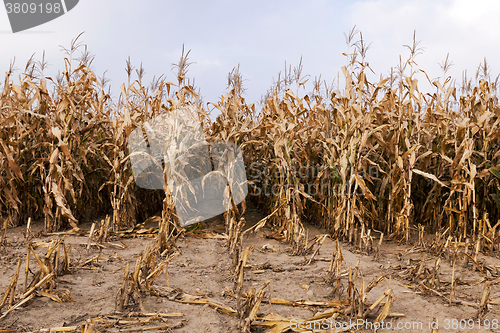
[1,32,500,251]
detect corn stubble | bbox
[0,238,73,321]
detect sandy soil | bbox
[1,208,500,332]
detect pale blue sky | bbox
[1,0,500,106]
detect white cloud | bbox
[345,0,500,91]
[447,0,500,27]
[1,0,500,103]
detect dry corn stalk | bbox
[238,280,270,332]
[1,30,500,251]
[476,278,500,319]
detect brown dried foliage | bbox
[1,31,500,250]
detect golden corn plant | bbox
[1,31,500,250]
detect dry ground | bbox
[1,208,500,332]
